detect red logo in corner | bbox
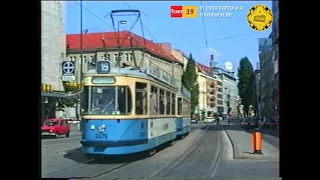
[171,6,183,18]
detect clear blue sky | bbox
[65,1,272,71]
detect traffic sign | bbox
[62,61,75,82]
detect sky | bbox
[65,1,272,73]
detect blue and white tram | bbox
[80,62,190,156]
[175,87,191,138]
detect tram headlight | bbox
[90,125,95,130]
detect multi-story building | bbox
[214,67,238,115]
[215,77,224,113]
[66,31,184,88]
[41,1,69,122]
[259,32,274,117]
[196,63,218,117]
[41,1,65,92]
[171,50,217,118]
[272,0,279,118]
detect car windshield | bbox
[44,121,58,126]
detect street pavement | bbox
[41,121,280,179]
[221,120,279,160]
[41,124,82,175]
[213,120,279,178]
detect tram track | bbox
[149,125,221,178]
[42,124,207,179]
[42,155,132,178]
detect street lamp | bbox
[225,87,231,116]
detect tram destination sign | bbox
[62,61,75,82]
[148,63,177,88]
[97,61,111,74]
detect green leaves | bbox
[56,82,81,111]
[182,53,199,112]
[237,57,256,116]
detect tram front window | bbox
[83,86,132,115]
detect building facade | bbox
[66,31,184,88]
[41,1,70,122]
[272,0,279,118]
[41,1,65,91]
[214,68,238,115]
[259,33,274,117]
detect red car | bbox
[41,118,70,138]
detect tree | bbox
[237,57,256,117]
[182,53,199,113]
[56,82,80,111]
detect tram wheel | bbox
[170,140,176,146]
[148,149,156,157]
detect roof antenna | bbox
[109,10,147,70]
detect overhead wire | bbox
[123,1,159,43]
[200,0,209,54]
[74,1,113,29]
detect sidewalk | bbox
[222,123,279,160]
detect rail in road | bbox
[41,123,215,179]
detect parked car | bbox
[240,118,256,129]
[204,118,215,123]
[41,118,70,138]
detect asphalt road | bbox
[41,123,206,178]
[41,122,279,179]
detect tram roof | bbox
[85,67,175,89]
[85,67,191,99]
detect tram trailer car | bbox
[175,87,191,138]
[80,65,190,156]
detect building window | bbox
[217,81,223,86]
[135,82,148,115]
[217,94,223,99]
[83,56,87,63]
[125,53,129,61]
[129,53,133,61]
[218,100,223,105]
[217,88,223,92]
[106,54,110,61]
[114,54,118,62]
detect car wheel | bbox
[66,131,70,138]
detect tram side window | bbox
[135,82,148,115]
[177,97,183,115]
[150,86,158,115]
[183,99,188,116]
[166,91,171,115]
[171,94,176,115]
[117,86,132,114]
[159,89,165,115]
[82,86,89,113]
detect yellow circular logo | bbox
[247,4,273,31]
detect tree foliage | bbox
[237,57,256,117]
[182,53,199,113]
[56,82,80,111]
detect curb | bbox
[222,125,279,160]
[220,125,242,159]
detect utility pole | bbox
[78,0,83,132]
